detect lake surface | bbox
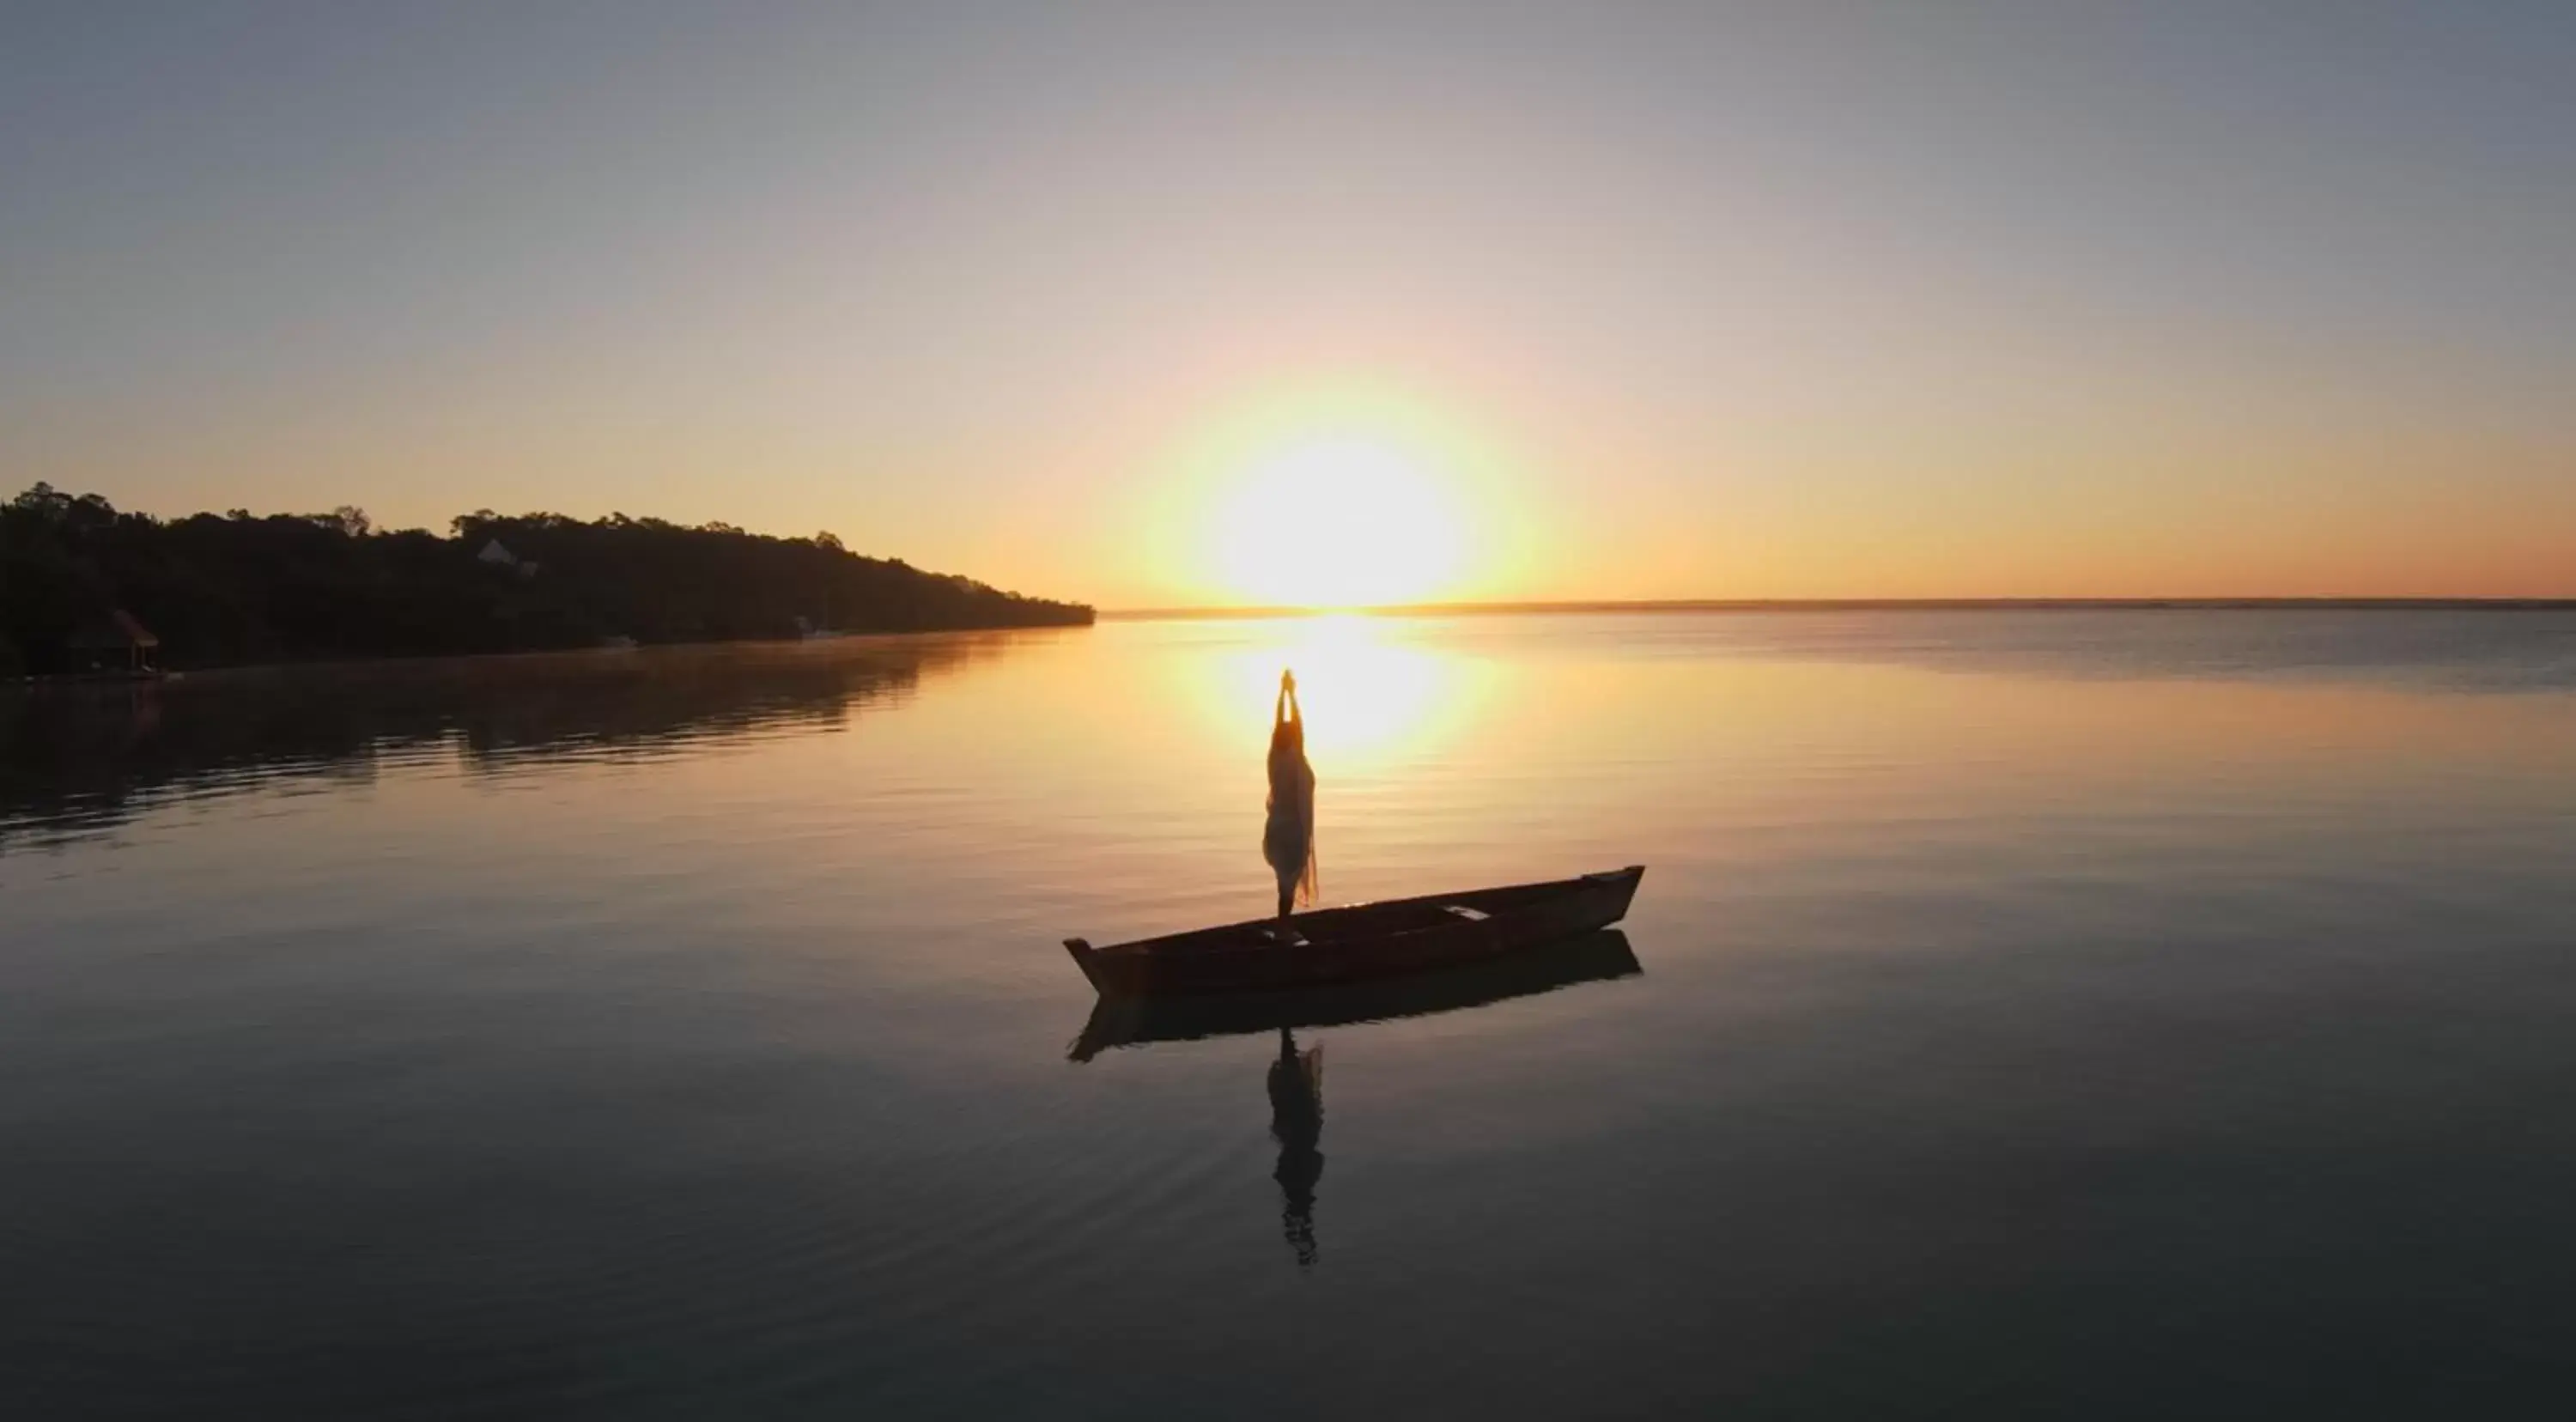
[6,611,2575,1419]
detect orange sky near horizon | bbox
[5,6,2572,609]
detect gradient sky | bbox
[5,2,2572,605]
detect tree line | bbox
[0,483,1091,675]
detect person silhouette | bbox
[1267,1027,1325,1267]
[1262,670,1317,920]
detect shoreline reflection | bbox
[0,633,1050,848]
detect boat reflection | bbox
[1072,930,1642,1269]
[1067,928,1643,1063]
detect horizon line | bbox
[1101,596,2576,621]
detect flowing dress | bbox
[1263,745,1318,908]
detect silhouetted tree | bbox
[1,486,1091,674]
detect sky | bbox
[3,1,2572,606]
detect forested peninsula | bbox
[1,484,1091,675]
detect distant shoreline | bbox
[1104,598,2576,621]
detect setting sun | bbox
[1208,438,1467,608]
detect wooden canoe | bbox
[1069,927,1642,1060]
[1064,866,1643,999]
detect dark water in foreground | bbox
[5,611,2575,1419]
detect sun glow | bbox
[1209,438,1467,608]
[1190,613,1492,769]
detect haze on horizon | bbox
[5,3,2572,609]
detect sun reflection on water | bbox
[1190,615,1490,769]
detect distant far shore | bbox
[1106,598,2576,621]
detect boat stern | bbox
[1063,938,1103,991]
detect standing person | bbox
[1263,670,1318,919]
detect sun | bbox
[1209,437,1467,607]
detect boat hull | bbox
[1070,928,1642,1060]
[1064,866,1643,999]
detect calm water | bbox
[6,611,2575,1419]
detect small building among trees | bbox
[477,538,539,579]
[69,609,161,673]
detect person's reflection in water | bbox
[1267,1027,1326,1267]
[1262,670,1318,920]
